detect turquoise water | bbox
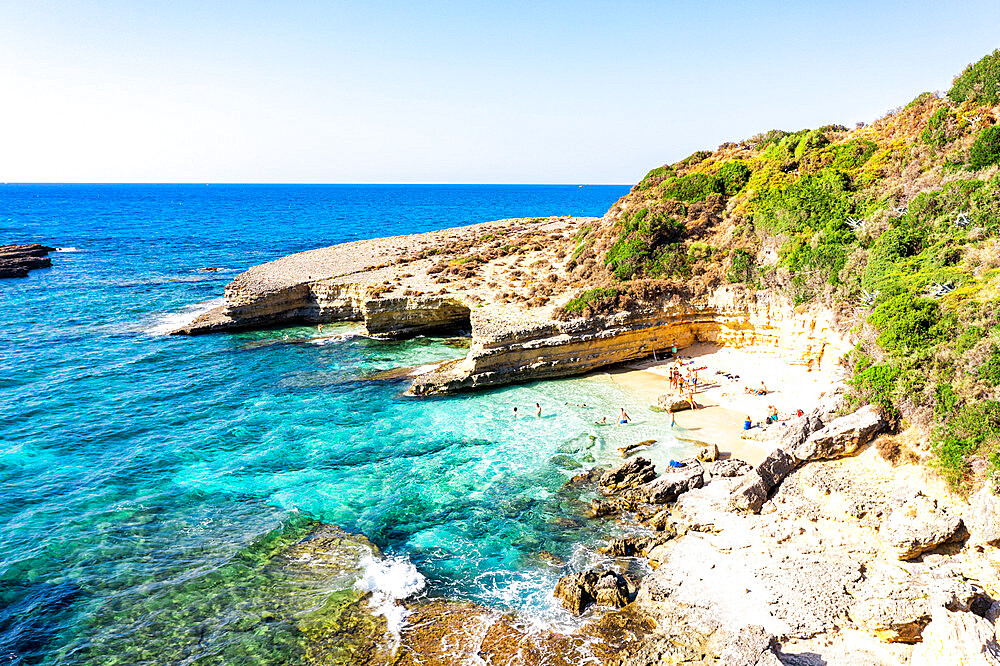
[1,185,690,663]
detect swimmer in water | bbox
[536,402,542,417]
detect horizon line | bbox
[0,181,635,187]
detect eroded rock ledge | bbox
[0,244,55,278]
[173,217,851,393]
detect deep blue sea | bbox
[0,184,690,664]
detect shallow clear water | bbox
[0,184,692,663]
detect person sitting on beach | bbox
[744,385,755,395]
[769,405,779,421]
[618,407,631,425]
[757,381,768,395]
[744,415,752,430]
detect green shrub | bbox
[605,208,687,280]
[563,287,620,314]
[868,292,941,355]
[717,160,751,196]
[832,139,877,171]
[970,126,1000,169]
[662,173,725,202]
[675,150,712,169]
[948,49,1000,106]
[849,363,901,411]
[981,349,1000,386]
[935,383,959,418]
[933,400,1000,490]
[794,129,829,159]
[921,107,960,148]
[636,165,675,190]
[727,248,756,284]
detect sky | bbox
[1,1,999,184]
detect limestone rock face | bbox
[968,486,1000,548]
[881,493,966,560]
[717,625,783,666]
[849,564,986,643]
[788,404,885,462]
[599,530,676,557]
[553,569,630,615]
[623,465,705,504]
[909,608,1000,666]
[712,458,753,477]
[729,448,795,513]
[600,457,657,493]
[697,443,719,462]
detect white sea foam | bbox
[354,554,426,644]
[143,298,225,336]
[55,246,81,252]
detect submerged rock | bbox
[881,493,966,560]
[600,457,657,493]
[618,439,656,457]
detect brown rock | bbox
[599,457,657,493]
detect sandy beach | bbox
[597,342,850,466]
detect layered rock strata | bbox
[173,217,851,394]
[0,244,54,278]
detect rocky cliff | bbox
[173,217,851,394]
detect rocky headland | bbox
[0,243,54,278]
[173,216,848,398]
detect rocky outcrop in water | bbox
[0,244,54,278]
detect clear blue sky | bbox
[1,1,998,184]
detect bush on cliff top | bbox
[970,126,1000,169]
[948,49,1000,106]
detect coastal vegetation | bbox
[562,50,1000,492]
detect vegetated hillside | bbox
[564,50,1000,492]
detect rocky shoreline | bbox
[543,397,1000,664]
[0,244,55,278]
[169,218,1000,664]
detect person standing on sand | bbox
[535,403,542,417]
[619,407,631,425]
[671,340,677,358]
[670,411,676,427]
